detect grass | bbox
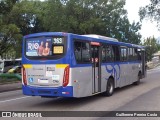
[0,73,21,85]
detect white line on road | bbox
[0,96,31,103]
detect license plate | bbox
[38,79,49,83]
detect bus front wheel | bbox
[103,78,114,97]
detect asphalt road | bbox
[0,67,160,120]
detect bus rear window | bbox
[25,36,66,59]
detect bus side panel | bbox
[71,67,92,98]
[101,63,122,88]
[118,63,135,87]
[131,62,140,83]
[102,62,131,88]
[119,63,128,87]
[118,62,141,87]
[101,65,111,92]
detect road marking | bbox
[0,96,31,103]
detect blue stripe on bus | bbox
[22,85,73,97]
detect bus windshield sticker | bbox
[26,37,52,56]
[47,67,55,71]
[52,75,60,80]
[46,71,53,77]
[53,46,64,54]
[53,80,59,84]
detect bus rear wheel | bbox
[103,78,114,97]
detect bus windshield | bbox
[25,36,66,59]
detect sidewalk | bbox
[0,82,22,93]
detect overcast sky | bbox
[125,0,160,39]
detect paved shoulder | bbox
[0,82,22,93]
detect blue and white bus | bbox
[22,32,146,98]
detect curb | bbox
[0,82,22,93]
[0,87,21,93]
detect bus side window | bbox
[123,48,127,61]
[106,45,112,62]
[121,47,127,61]
[132,48,135,60]
[74,41,90,63]
[120,48,125,61]
[112,46,120,61]
[111,46,115,61]
[134,48,138,61]
[128,48,133,61]
[137,49,142,61]
[74,41,82,63]
[128,48,130,60]
[81,42,90,62]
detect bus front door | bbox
[91,43,101,94]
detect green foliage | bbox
[10,0,46,35]
[139,0,160,29]
[143,36,159,61]
[42,0,141,44]
[0,73,21,84]
[0,0,22,59]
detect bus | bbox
[0,59,21,73]
[22,32,146,98]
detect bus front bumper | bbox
[22,85,73,97]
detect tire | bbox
[103,78,114,97]
[134,73,141,85]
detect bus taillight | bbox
[63,65,70,87]
[22,66,27,85]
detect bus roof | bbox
[24,32,145,49]
[81,34,118,42]
[24,32,69,38]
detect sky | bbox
[124,0,160,39]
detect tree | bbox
[143,36,159,61]
[0,0,22,59]
[9,0,46,35]
[139,0,160,29]
[43,0,142,44]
